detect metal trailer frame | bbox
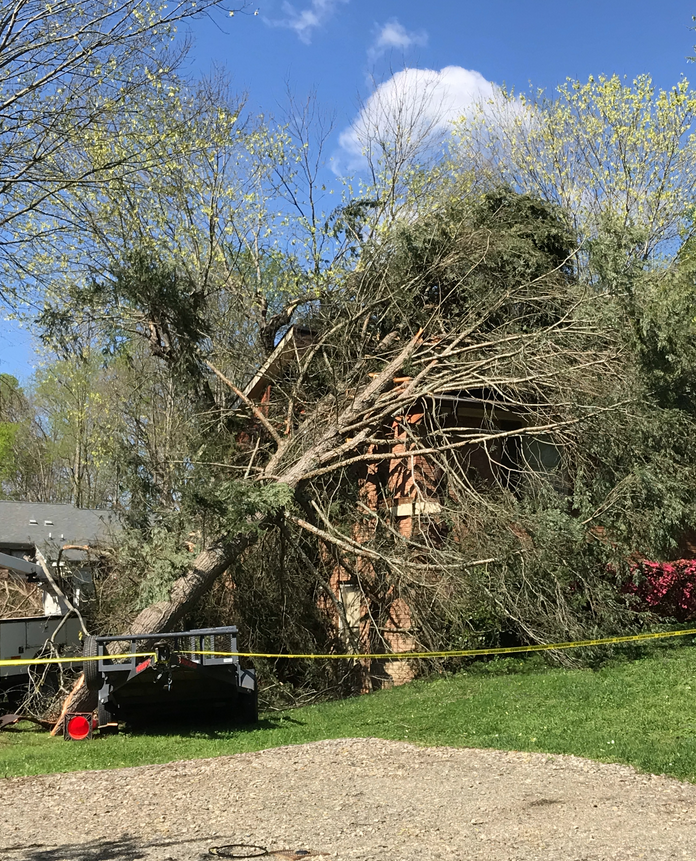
[84,626,257,731]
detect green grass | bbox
[4,643,696,781]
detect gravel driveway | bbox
[3,738,696,861]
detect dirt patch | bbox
[3,737,696,860]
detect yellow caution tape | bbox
[0,652,154,668]
[188,625,696,661]
[2,626,696,669]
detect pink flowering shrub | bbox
[624,559,696,621]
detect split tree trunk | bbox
[51,531,260,731]
[51,332,422,732]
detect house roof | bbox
[0,501,115,557]
[242,325,315,401]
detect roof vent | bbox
[29,519,38,525]
[44,520,53,525]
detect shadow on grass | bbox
[122,714,304,740]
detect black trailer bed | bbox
[83,626,257,730]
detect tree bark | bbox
[51,330,424,731]
[51,531,260,732]
[127,531,259,635]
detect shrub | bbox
[624,559,696,621]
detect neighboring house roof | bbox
[0,501,115,558]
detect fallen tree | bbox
[52,188,639,723]
[53,330,427,723]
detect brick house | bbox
[241,326,560,687]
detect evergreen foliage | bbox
[7,55,696,705]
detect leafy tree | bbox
[0,0,237,307]
[0,374,21,481]
[452,74,696,261]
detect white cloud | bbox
[367,19,428,62]
[336,66,505,172]
[266,0,349,44]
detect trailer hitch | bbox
[153,639,172,665]
[153,639,175,691]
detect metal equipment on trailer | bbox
[0,614,81,680]
[1,502,113,693]
[0,550,81,689]
[83,626,257,731]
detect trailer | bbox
[83,626,257,731]
[0,542,258,734]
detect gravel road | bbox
[3,738,696,861]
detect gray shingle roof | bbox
[0,501,115,555]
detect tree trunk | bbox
[51,530,259,732]
[51,331,422,732]
[127,531,258,634]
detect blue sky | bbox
[1,0,694,382]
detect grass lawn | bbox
[3,642,696,781]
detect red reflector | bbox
[135,658,151,674]
[66,714,91,740]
